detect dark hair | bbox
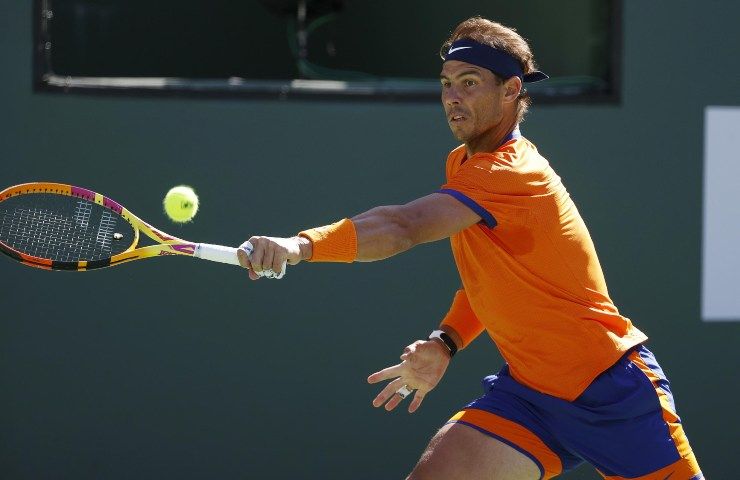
[441,17,539,123]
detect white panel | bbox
[702,106,740,321]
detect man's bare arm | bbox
[238,192,482,276]
[352,192,482,262]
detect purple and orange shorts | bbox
[448,345,703,479]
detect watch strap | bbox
[429,330,457,357]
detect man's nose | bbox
[443,87,461,106]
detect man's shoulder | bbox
[471,138,543,169]
[445,139,551,183]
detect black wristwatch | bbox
[429,330,458,358]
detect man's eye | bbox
[465,79,477,87]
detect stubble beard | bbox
[449,121,474,143]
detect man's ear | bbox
[503,76,522,103]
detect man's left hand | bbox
[367,339,451,413]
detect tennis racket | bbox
[0,182,283,276]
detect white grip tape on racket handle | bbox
[198,241,288,279]
[194,243,241,265]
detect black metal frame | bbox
[33,0,622,104]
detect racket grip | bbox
[194,243,241,266]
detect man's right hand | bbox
[237,235,312,280]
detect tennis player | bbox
[238,17,703,480]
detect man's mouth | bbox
[449,114,466,123]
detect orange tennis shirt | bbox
[438,135,647,401]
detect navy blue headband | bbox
[442,39,548,83]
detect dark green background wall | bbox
[1,1,738,478]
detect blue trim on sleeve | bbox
[437,188,497,228]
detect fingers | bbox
[400,340,425,360]
[261,241,287,276]
[275,260,287,278]
[371,378,426,412]
[237,242,260,281]
[236,245,253,270]
[268,254,287,279]
[367,363,404,384]
[237,237,289,280]
[260,245,275,276]
[273,259,288,278]
[408,390,426,413]
[382,392,405,411]
[371,377,405,409]
[248,238,267,275]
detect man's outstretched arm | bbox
[237,192,481,278]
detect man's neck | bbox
[465,117,519,157]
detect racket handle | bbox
[195,241,287,279]
[194,243,241,266]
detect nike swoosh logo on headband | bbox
[448,46,473,54]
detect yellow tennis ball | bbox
[163,185,199,223]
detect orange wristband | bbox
[298,218,357,263]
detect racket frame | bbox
[0,182,212,271]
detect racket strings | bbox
[0,199,126,262]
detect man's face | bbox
[440,60,505,143]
